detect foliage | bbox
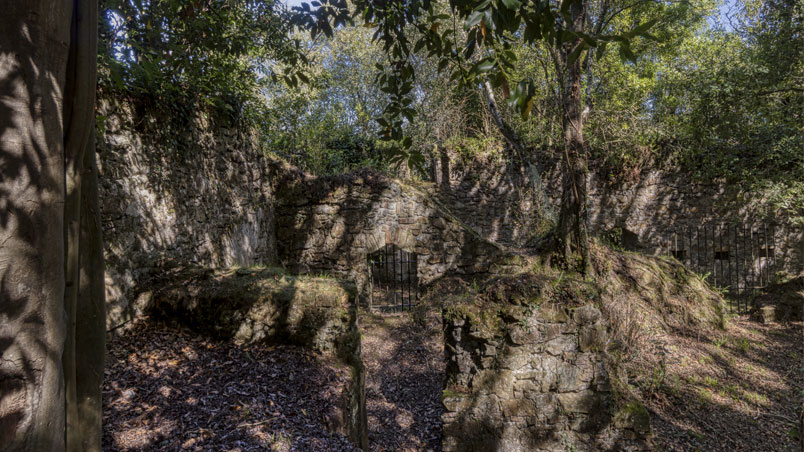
[651,0,804,220]
[98,0,307,124]
[262,26,392,174]
[292,0,659,149]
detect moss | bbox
[442,389,465,400]
[622,400,649,417]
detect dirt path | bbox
[360,311,445,452]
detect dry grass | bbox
[590,244,802,451]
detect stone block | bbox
[541,304,570,323]
[573,305,602,325]
[557,391,599,414]
[579,323,608,352]
[545,334,578,355]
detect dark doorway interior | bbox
[367,244,418,312]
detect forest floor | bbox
[359,310,445,452]
[102,314,800,452]
[102,319,361,452]
[102,311,445,452]
[644,316,803,452]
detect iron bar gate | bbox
[669,223,780,313]
[367,244,419,312]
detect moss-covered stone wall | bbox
[97,98,278,331]
[144,267,369,449]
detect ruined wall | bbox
[274,167,503,298]
[435,151,803,277]
[431,149,549,247]
[97,98,277,330]
[147,267,368,449]
[442,303,650,452]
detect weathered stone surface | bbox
[442,303,652,452]
[98,100,278,331]
[148,267,369,449]
[274,171,503,306]
[433,149,802,281]
[574,305,602,325]
[579,323,608,352]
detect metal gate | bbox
[367,244,418,312]
[669,223,780,313]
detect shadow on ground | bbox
[645,318,803,452]
[102,320,360,452]
[360,311,445,452]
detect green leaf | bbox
[576,32,597,47]
[501,0,522,10]
[619,43,636,63]
[523,22,541,42]
[475,58,496,73]
[466,10,484,28]
[566,43,586,67]
[633,18,658,36]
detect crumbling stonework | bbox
[434,150,803,276]
[146,266,369,449]
[97,98,278,330]
[442,303,651,452]
[274,167,503,298]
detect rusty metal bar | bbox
[727,223,732,291]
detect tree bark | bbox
[556,0,591,273]
[0,1,102,451]
[482,80,527,157]
[73,134,106,452]
[0,2,73,450]
[62,1,99,450]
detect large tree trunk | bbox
[62,1,99,450]
[0,1,103,451]
[73,134,106,452]
[556,0,591,273]
[0,2,73,450]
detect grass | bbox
[735,337,751,353]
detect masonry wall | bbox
[442,304,651,452]
[435,151,803,278]
[273,167,503,299]
[97,98,278,330]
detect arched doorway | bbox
[367,244,418,312]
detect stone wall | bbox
[274,167,503,300]
[97,98,278,330]
[434,151,803,278]
[441,302,650,452]
[430,149,549,247]
[146,266,368,449]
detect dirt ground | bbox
[102,319,360,452]
[103,313,800,452]
[102,311,446,452]
[359,311,445,452]
[642,317,803,452]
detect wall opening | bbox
[367,244,419,312]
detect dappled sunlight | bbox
[103,320,360,451]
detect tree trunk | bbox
[0,1,103,451]
[556,0,591,273]
[482,80,527,157]
[0,2,73,450]
[73,134,106,452]
[63,2,98,450]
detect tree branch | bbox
[482,79,527,157]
